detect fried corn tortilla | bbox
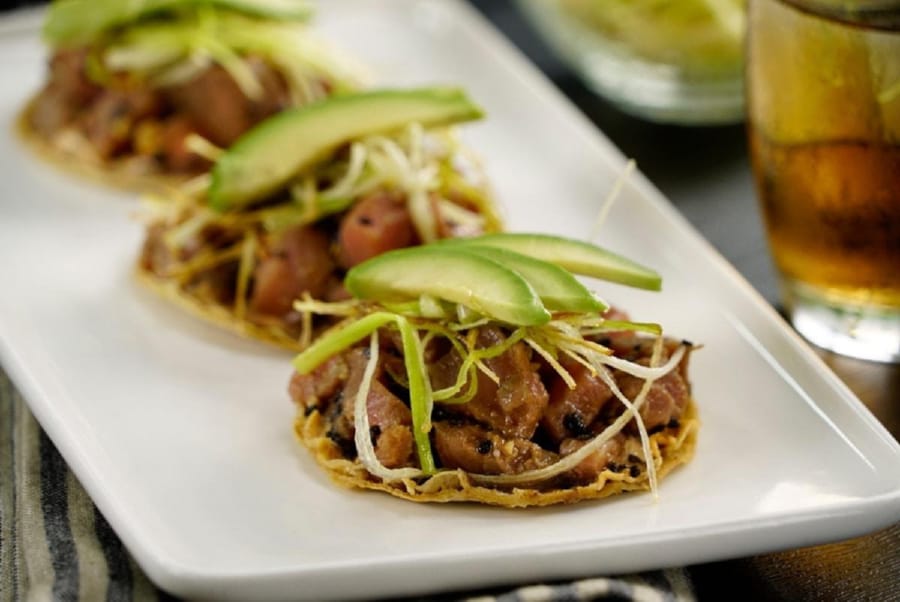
[294,400,697,507]
[134,265,303,350]
[17,102,186,193]
[287,294,698,508]
[21,1,366,188]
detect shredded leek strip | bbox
[380,301,424,316]
[233,231,257,321]
[291,297,364,317]
[152,52,212,86]
[298,294,314,351]
[546,331,612,356]
[557,343,600,376]
[439,364,480,405]
[581,320,662,336]
[170,244,244,282]
[293,312,395,372]
[238,25,369,100]
[260,205,312,232]
[449,317,490,331]
[402,323,434,440]
[162,210,211,250]
[469,345,685,486]
[472,357,499,385]
[439,169,502,233]
[407,122,424,171]
[457,326,527,386]
[318,143,367,201]
[431,358,473,400]
[644,337,667,495]
[137,195,172,224]
[588,340,661,500]
[260,199,360,234]
[104,41,183,72]
[547,319,585,341]
[352,334,424,481]
[436,198,486,230]
[429,331,479,401]
[200,35,263,100]
[590,159,635,242]
[524,336,576,389]
[470,330,526,360]
[409,189,439,243]
[184,134,224,162]
[298,175,320,216]
[372,135,438,242]
[417,295,447,319]
[596,351,681,380]
[181,173,212,198]
[292,312,436,474]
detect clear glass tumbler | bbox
[747,0,900,362]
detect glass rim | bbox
[778,0,900,30]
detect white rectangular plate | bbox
[1,2,899,600]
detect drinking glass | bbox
[518,0,747,125]
[747,0,900,363]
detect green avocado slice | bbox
[208,87,484,212]
[345,247,551,327]
[44,0,313,45]
[444,233,662,291]
[454,245,607,314]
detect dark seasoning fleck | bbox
[326,430,356,458]
[563,412,592,438]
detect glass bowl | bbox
[518,0,747,125]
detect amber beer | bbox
[749,136,900,307]
[747,0,900,362]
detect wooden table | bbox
[469,2,900,599]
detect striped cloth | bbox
[0,368,694,602]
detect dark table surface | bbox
[468,2,900,601]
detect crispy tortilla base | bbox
[293,400,698,507]
[134,264,305,351]
[16,97,189,193]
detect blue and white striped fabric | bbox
[0,369,694,601]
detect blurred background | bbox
[467,0,779,305]
[2,1,897,600]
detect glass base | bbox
[785,281,900,364]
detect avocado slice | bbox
[209,88,484,212]
[444,233,662,291]
[345,247,551,327]
[456,245,607,314]
[44,0,312,45]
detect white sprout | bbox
[353,334,424,481]
[468,344,685,486]
[590,159,636,242]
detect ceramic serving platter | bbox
[1,2,898,600]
